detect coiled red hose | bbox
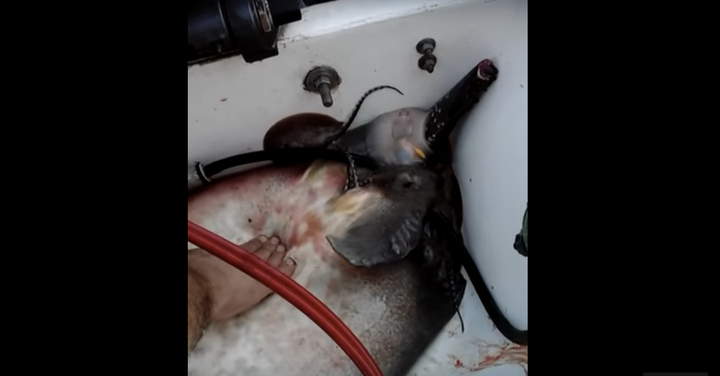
[188,220,384,376]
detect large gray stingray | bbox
[187,159,466,376]
[187,60,500,376]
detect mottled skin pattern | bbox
[187,160,462,376]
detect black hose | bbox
[434,210,528,345]
[203,149,379,178]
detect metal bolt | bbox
[315,76,334,107]
[415,38,437,74]
[303,66,341,108]
[421,58,436,73]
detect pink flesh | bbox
[188,161,409,376]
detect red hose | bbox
[188,220,384,376]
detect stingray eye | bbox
[398,173,420,189]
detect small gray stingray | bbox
[326,165,439,268]
[263,85,404,150]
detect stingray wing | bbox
[327,206,425,268]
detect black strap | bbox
[203,149,379,179]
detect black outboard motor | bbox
[188,0,336,65]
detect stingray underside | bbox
[187,159,468,376]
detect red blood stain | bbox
[331,358,345,369]
[467,343,528,372]
[454,358,464,368]
[288,226,300,246]
[325,278,340,296]
[297,212,324,246]
[313,237,333,263]
[250,216,266,233]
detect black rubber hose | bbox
[435,210,528,345]
[203,148,379,178]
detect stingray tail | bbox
[338,85,404,137]
[433,209,528,345]
[342,151,359,192]
[456,307,465,333]
[422,207,468,333]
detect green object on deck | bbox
[513,204,528,256]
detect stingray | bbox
[261,59,500,172]
[187,156,466,376]
[186,59,524,376]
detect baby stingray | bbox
[263,85,404,151]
